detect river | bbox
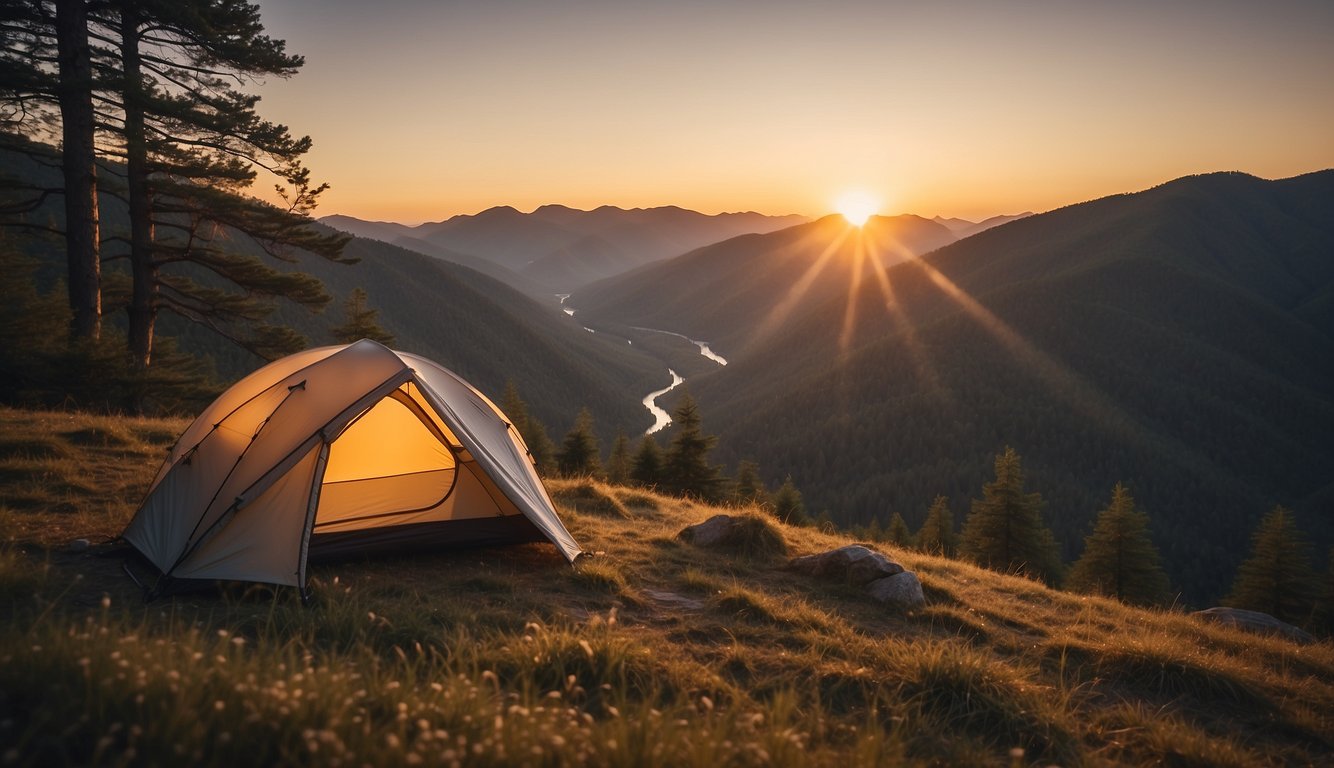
[554,296,723,434]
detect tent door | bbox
[312,388,459,532]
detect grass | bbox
[1,406,1333,766]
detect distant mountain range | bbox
[932,212,1032,238]
[320,206,809,293]
[574,170,1334,603]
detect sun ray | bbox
[751,226,853,346]
[861,237,945,396]
[838,230,866,356]
[910,258,1210,468]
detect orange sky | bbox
[251,0,1334,224]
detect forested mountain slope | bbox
[3,146,662,435]
[572,214,959,349]
[596,171,1334,603]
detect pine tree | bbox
[556,407,601,478]
[630,435,662,488]
[960,446,1063,585]
[498,380,555,474]
[771,476,808,526]
[1,1,101,340]
[731,459,768,507]
[662,390,723,500]
[1066,483,1170,606]
[916,495,957,557]
[330,288,394,345]
[1226,505,1320,625]
[606,431,631,485]
[103,0,350,368]
[887,512,913,547]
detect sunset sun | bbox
[834,191,879,227]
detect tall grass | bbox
[2,407,1333,766]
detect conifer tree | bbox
[630,435,662,488]
[662,390,723,500]
[887,512,913,547]
[102,0,350,368]
[1,0,101,340]
[557,407,601,478]
[1066,483,1170,606]
[731,459,768,507]
[499,380,554,474]
[606,431,631,485]
[916,495,957,557]
[771,476,808,526]
[960,446,1063,585]
[1226,505,1320,625]
[329,288,394,346]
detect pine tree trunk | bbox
[54,0,100,341]
[120,5,155,369]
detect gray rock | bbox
[678,515,741,547]
[1192,607,1315,644]
[68,538,90,553]
[866,572,925,608]
[787,544,904,586]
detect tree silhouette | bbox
[499,380,555,474]
[1,1,102,341]
[1226,506,1319,625]
[104,0,349,368]
[960,446,1063,585]
[916,495,957,557]
[330,288,394,346]
[731,459,768,507]
[887,512,913,547]
[557,407,601,478]
[630,435,662,488]
[605,431,631,485]
[771,476,807,526]
[661,391,722,500]
[1066,483,1170,606]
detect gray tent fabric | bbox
[123,340,582,588]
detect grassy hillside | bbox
[587,171,1334,604]
[2,407,1332,766]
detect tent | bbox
[122,339,581,593]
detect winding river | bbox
[642,369,685,434]
[633,327,728,434]
[554,295,724,434]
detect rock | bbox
[68,538,91,553]
[1192,607,1315,644]
[678,515,742,547]
[787,544,904,586]
[866,572,926,608]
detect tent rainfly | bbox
[122,340,581,595]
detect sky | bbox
[251,0,1334,224]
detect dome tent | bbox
[122,339,581,596]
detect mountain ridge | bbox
[576,169,1334,602]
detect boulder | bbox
[866,572,925,608]
[1192,607,1315,644]
[787,544,904,586]
[678,515,743,548]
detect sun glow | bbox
[833,191,880,227]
